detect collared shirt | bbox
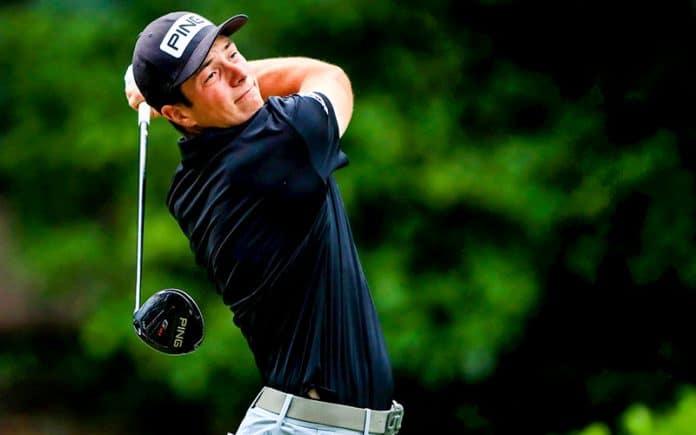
[166,93,394,410]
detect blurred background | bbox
[2,0,696,434]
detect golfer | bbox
[125,11,403,435]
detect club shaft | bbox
[135,103,151,312]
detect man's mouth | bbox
[235,88,252,103]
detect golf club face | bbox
[133,288,204,355]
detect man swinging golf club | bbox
[125,10,403,434]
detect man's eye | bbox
[230,52,237,60]
[205,71,217,83]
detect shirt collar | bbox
[177,112,258,164]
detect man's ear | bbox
[161,104,196,128]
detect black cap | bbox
[132,11,247,111]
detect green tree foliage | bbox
[573,388,696,435]
[1,0,696,434]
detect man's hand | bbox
[124,65,161,118]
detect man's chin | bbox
[241,94,264,115]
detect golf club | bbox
[126,65,204,355]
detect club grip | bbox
[138,102,151,127]
[125,65,151,127]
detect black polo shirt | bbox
[166,93,394,410]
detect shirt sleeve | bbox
[268,92,348,182]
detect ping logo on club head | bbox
[173,317,188,348]
[160,14,213,58]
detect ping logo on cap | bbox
[160,14,213,58]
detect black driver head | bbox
[133,288,204,355]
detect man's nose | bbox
[225,62,246,85]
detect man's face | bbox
[178,36,264,130]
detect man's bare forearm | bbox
[249,57,333,98]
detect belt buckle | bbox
[384,401,404,435]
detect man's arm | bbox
[249,57,353,137]
[124,57,353,136]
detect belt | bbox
[253,387,404,434]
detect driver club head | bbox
[133,288,204,355]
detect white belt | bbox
[253,387,404,434]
